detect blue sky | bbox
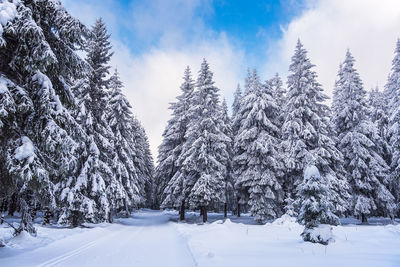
[65,0,307,70]
[63,0,400,157]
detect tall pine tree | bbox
[282,40,350,216]
[159,67,195,219]
[332,51,395,222]
[221,99,235,217]
[233,70,283,222]
[385,39,400,212]
[179,59,229,222]
[0,0,89,232]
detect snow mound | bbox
[223,218,233,225]
[272,214,298,227]
[6,231,37,249]
[301,224,334,245]
[14,136,35,162]
[212,220,223,224]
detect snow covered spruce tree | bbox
[174,59,229,223]
[0,0,90,232]
[266,73,286,129]
[61,18,117,225]
[105,68,148,216]
[158,67,195,219]
[298,165,339,245]
[368,87,391,168]
[332,51,395,222]
[231,84,243,216]
[385,39,400,211]
[232,84,243,120]
[130,116,154,209]
[221,99,235,217]
[233,70,283,222]
[0,1,153,228]
[281,40,350,217]
[265,73,286,213]
[231,70,253,216]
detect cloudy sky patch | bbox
[63,0,400,159]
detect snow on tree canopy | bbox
[282,40,350,217]
[0,76,8,93]
[233,69,283,222]
[332,50,395,221]
[0,0,153,227]
[14,136,35,163]
[0,0,17,40]
[304,165,320,181]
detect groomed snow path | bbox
[1,210,400,267]
[0,210,196,267]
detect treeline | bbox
[155,40,400,224]
[0,0,153,232]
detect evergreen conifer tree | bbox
[158,67,195,219]
[0,0,89,231]
[233,70,282,222]
[332,51,395,222]
[298,165,338,245]
[385,40,400,211]
[179,59,229,222]
[232,84,242,118]
[221,99,235,217]
[282,40,350,216]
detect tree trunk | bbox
[202,206,207,223]
[180,200,185,221]
[200,207,203,216]
[108,211,113,223]
[0,198,7,214]
[361,213,368,223]
[124,199,130,217]
[224,203,227,218]
[8,194,17,216]
[72,210,80,228]
[237,203,241,217]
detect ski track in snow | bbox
[37,226,144,267]
[0,210,196,267]
[1,210,400,267]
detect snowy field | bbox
[1,210,400,267]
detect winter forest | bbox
[1,0,400,266]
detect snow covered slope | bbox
[1,210,399,267]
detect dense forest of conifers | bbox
[0,0,153,233]
[155,42,400,225]
[1,0,399,237]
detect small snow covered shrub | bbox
[301,224,334,245]
[297,165,339,245]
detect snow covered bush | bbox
[301,224,334,245]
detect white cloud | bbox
[63,0,245,159]
[263,0,400,98]
[64,0,400,161]
[111,36,244,160]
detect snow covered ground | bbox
[1,210,400,267]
